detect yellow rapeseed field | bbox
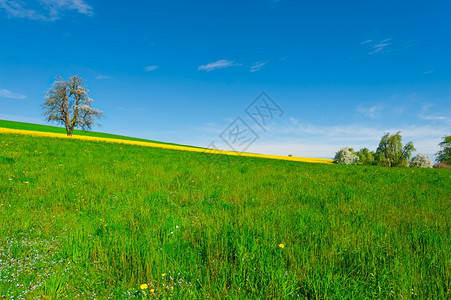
[0,127,333,164]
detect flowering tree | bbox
[410,154,433,168]
[333,147,359,165]
[42,75,104,136]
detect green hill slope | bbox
[0,119,197,147]
[0,123,450,299]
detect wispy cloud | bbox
[95,75,110,80]
[361,38,392,55]
[198,60,241,72]
[423,70,434,75]
[144,65,158,71]
[419,104,451,124]
[369,39,391,55]
[0,88,26,99]
[361,36,418,56]
[250,62,267,72]
[356,104,383,118]
[0,0,93,21]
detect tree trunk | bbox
[65,123,72,136]
[65,97,71,136]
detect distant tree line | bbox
[333,132,451,168]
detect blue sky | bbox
[0,0,450,158]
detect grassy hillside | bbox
[0,119,195,147]
[0,131,450,298]
[0,120,333,164]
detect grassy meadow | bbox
[0,123,450,298]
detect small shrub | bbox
[333,147,359,165]
[433,162,451,169]
[354,148,375,165]
[410,154,433,168]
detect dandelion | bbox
[150,289,155,293]
[140,283,148,290]
[279,244,285,248]
[24,181,29,184]
[161,273,166,277]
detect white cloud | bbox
[198,60,241,72]
[370,40,391,55]
[419,104,451,124]
[362,38,392,55]
[356,104,383,118]
[95,75,110,80]
[144,65,158,72]
[250,62,267,72]
[0,0,93,21]
[0,88,26,99]
[42,0,92,16]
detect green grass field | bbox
[0,122,450,299]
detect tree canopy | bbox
[436,134,451,165]
[374,131,415,167]
[42,75,104,136]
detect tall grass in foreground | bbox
[0,133,450,299]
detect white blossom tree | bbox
[42,75,104,136]
[333,147,359,165]
[410,154,433,168]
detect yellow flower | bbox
[150,289,155,293]
[161,273,166,277]
[279,244,285,248]
[24,181,29,184]
[140,283,148,290]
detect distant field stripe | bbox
[0,127,333,164]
